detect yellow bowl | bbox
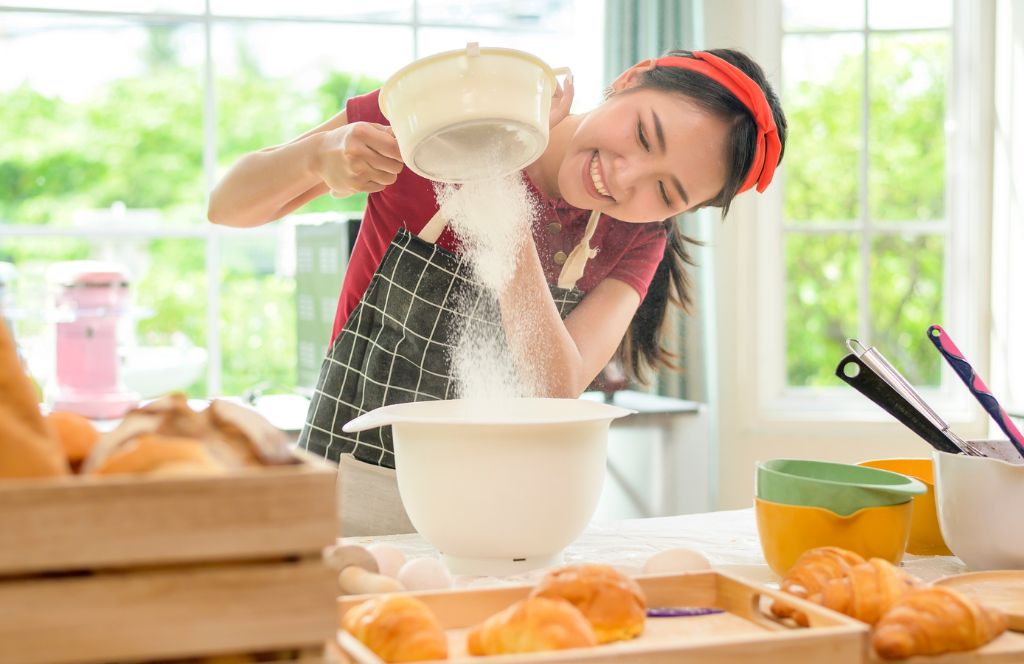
[858,458,952,556]
[755,497,913,577]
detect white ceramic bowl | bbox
[934,447,1024,570]
[379,43,566,183]
[344,398,633,575]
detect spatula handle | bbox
[836,353,963,454]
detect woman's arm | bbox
[207,110,404,228]
[498,237,641,398]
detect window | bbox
[750,0,990,419]
[0,1,603,399]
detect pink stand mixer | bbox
[48,261,139,419]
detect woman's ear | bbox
[609,59,657,94]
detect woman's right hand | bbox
[317,122,405,197]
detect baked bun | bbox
[342,594,448,662]
[90,434,228,476]
[82,393,294,476]
[466,596,596,656]
[530,564,647,643]
[0,322,69,478]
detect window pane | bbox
[210,0,412,20]
[213,22,413,216]
[868,32,949,222]
[785,233,861,387]
[5,1,203,12]
[0,13,206,227]
[782,34,863,223]
[418,0,575,30]
[868,0,952,30]
[218,233,295,397]
[783,0,863,31]
[868,234,944,386]
[1,236,209,400]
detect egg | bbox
[397,557,453,591]
[367,543,407,578]
[643,548,712,575]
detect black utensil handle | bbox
[836,353,962,455]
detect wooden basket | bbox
[0,450,339,664]
[336,571,868,663]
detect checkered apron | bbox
[297,209,601,469]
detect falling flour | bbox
[435,170,546,399]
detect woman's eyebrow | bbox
[652,109,666,154]
[651,109,689,204]
[672,176,690,204]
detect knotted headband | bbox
[654,52,781,194]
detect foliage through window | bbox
[781,0,951,388]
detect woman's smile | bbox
[583,151,615,202]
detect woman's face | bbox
[557,79,732,223]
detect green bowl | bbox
[755,458,927,516]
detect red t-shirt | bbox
[331,89,668,342]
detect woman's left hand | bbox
[549,71,574,128]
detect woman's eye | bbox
[659,182,672,207]
[637,121,650,152]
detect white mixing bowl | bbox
[343,398,633,575]
[378,43,568,183]
[934,447,1024,570]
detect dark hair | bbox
[617,48,788,383]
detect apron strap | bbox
[416,208,448,244]
[420,205,599,290]
[556,209,601,290]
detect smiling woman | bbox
[208,45,787,534]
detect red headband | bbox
[654,52,781,194]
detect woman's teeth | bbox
[589,153,611,198]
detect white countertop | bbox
[342,508,969,589]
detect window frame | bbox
[743,0,994,427]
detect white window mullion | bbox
[858,4,871,345]
[202,0,222,396]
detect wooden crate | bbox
[336,571,868,663]
[0,451,339,664]
[0,451,337,575]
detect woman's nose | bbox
[613,154,662,195]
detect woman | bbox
[209,49,787,535]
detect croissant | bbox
[813,558,920,625]
[466,596,597,656]
[0,322,69,478]
[529,564,646,643]
[771,546,865,625]
[873,586,1007,660]
[342,594,448,662]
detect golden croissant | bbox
[771,546,866,625]
[342,594,448,662]
[466,596,597,656]
[873,586,1007,660]
[813,558,920,625]
[529,563,647,643]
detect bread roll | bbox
[342,594,447,662]
[91,434,227,476]
[530,564,647,643]
[466,596,596,655]
[0,322,69,478]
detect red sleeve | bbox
[608,223,668,301]
[345,88,388,126]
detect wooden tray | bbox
[0,449,337,575]
[336,571,867,663]
[0,558,338,664]
[934,571,1024,632]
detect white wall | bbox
[989,0,1024,427]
